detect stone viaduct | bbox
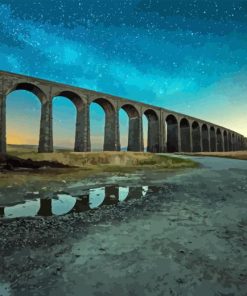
[0,70,246,154]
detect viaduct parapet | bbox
[0,70,246,154]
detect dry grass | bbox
[181,151,247,160]
[0,146,198,187]
[7,149,197,169]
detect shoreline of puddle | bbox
[0,185,166,219]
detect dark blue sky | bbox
[0,0,247,147]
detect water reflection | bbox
[0,185,158,219]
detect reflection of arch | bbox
[202,124,209,152]
[192,121,201,152]
[52,194,77,216]
[216,128,223,152]
[7,82,46,103]
[121,104,142,151]
[125,187,144,200]
[144,109,159,153]
[223,130,228,151]
[166,114,178,153]
[119,187,129,202]
[210,127,216,152]
[180,118,190,152]
[69,195,90,213]
[90,98,118,151]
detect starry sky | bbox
[0,0,247,148]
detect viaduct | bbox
[0,70,246,154]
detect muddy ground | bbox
[0,155,247,296]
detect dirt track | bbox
[0,155,247,296]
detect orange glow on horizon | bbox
[7,130,38,145]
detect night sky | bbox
[0,0,247,148]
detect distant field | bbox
[181,151,247,160]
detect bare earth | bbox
[0,155,246,296]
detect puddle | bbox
[0,282,10,296]
[0,185,157,219]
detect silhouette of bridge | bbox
[0,70,246,153]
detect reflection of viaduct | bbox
[0,70,246,153]
[0,186,154,218]
[38,186,149,216]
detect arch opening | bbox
[202,124,209,152]
[6,90,41,152]
[166,114,178,153]
[144,109,159,153]
[192,121,201,152]
[90,98,117,151]
[120,104,142,151]
[216,128,223,151]
[180,118,190,152]
[52,96,77,150]
[8,82,46,103]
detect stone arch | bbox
[52,90,86,111]
[143,109,159,153]
[7,82,46,103]
[202,124,209,152]
[192,121,201,152]
[5,82,45,151]
[223,130,228,151]
[216,128,223,151]
[210,127,216,152]
[180,118,191,152]
[90,98,118,151]
[166,114,178,153]
[120,104,142,151]
[52,91,86,151]
[231,133,235,151]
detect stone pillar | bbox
[222,133,225,152]
[189,123,193,152]
[147,119,159,153]
[208,128,211,152]
[0,93,6,154]
[158,112,166,153]
[177,124,182,152]
[38,100,53,153]
[128,116,143,151]
[199,126,203,152]
[104,109,120,151]
[74,103,90,152]
[140,114,144,152]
